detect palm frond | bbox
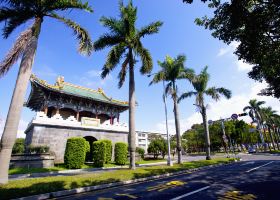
[165,81,173,96]
[101,43,126,79]
[149,71,165,85]
[45,0,93,13]
[178,91,197,103]
[49,13,92,56]
[135,41,153,74]
[100,16,123,35]
[2,10,34,38]
[93,33,123,51]
[205,87,220,101]
[137,21,163,38]
[118,55,129,88]
[0,26,32,77]
[216,87,231,99]
[243,106,252,112]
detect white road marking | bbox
[170,186,210,200]
[246,161,274,173]
[241,161,255,166]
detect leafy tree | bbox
[148,139,162,159]
[12,138,24,154]
[93,0,162,169]
[150,55,194,164]
[261,107,279,150]
[243,99,266,145]
[191,1,280,98]
[0,0,93,184]
[178,66,231,160]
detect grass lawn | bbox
[1,158,234,199]
[136,158,166,164]
[270,150,280,154]
[9,163,126,175]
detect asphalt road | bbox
[56,155,280,200]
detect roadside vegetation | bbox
[1,158,234,199]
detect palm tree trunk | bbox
[201,106,211,160]
[0,18,41,184]
[128,49,136,170]
[172,82,182,164]
[0,37,39,184]
[268,127,276,151]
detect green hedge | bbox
[136,147,145,159]
[115,142,128,165]
[26,145,50,154]
[92,141,106,167]
[100,139,112,163]
[64,137,86,169]
[12,138,25,154]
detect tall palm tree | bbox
[93,0,162,169]
[261,107,279,150]
[243,99,266,149]
[0,0,93,184]
[150,55,194,164]
[178,66,231,160]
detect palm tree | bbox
[261,107,279,150]
[243,99,267,149]
[150,55,194,164]
[178,66,231,160]
[93,0,162,169]
[0,0,93,184]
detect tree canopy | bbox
[186,0,280,98]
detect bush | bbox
[136,147,145,159]
[148,137,167,159]
[64,137,86,169]
[12,138,25,154]
[115,142,128,165]
[92,141,106,167]
[100,139,112,163]
[26,145,50,154]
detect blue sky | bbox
[0,0,279,137]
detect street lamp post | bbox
[148,74,172,166]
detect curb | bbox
[14,161,237,200]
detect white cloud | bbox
[78,69,113,87]
[236,59,253,71]
[154,82,280,135]
[217,41,253,71]
[217,41,239,57]
[34,65,58,78]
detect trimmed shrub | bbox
[100,139,112,163]
[12,138,25,154]
[92,141,106,167]
[115,142,128,165]
[26,145,50,154]
[64,137,86,169]
[136,147,145,159]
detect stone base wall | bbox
[25,123,128,163]
[10,154,55,169]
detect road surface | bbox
[57,154,280,200]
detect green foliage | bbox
[26,145,50,154]
[192,1,280,98]
[148,137,167,159]
[92,141,106,167]
[64,137,86,169]
[136,147,145,159]
[99,139,112,163]
[12,138,25,154]
[114,142,128,165]
[1,158,233,199]
[93,0,163,88]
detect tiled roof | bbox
[30,74,128,107]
